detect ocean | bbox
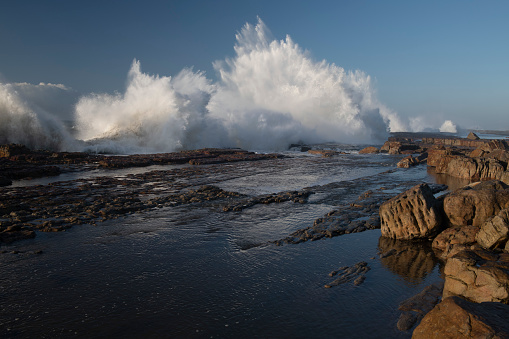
[0,148,452,338]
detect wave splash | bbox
[2,18,421,153]
[0,83,76,151]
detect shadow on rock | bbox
[378,236,439,286]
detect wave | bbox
[2,17,455,154]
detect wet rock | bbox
[381,141,420,154]
[397,155,420,168]
[412,296,509,339]
[432,226,480,260]
[443,181,509,227]
[324,261,370,288]
[307,150,340,157]
[443,248,509,303]
[476,208,509,250]
[378,237,438,285]
[222,190,313,212]
[426,147,458,173]
[0,144,31,157]
[397,282,443,332]
[380,183,443,240]
[358,146,379,154]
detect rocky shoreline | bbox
[2,132,509,337]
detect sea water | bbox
[0,151,446,338]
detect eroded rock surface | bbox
[412,296,509,339]
[443,248,509,303]
[324,261,370,288]
[397,282,443,332]
[476,208,509,250]
[380,183,443,240]
[443,181,509,227]
[432,226,480,260]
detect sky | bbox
[1,0,508,130]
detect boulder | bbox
[412,296,509,339]
[427,148,458,173]
[358,146,379,154]
[469,148,487,158]
[432,226,480,260]
[476,208,509,250]
[446,157,506,181]
[397,155,420,168]
[467,131,480,140]
[503,172,509,185]
[380,141,420,154]
[443,181,509,227]
[443,248,509,303]
[380,184,443,240]
[397,282,443,332]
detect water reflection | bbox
[426,167,472,192]
[378,236,438,286]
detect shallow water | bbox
[1,152,444,338]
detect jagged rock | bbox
[503,172,509,185]
[380,183,443,240]
[467,131,480,140]
[443,248,509,303]
[443,181,509,227]
[469,148,487,158]
[476,208,509,250]
[397,155,420,168]
[358,146,379,154]
[432,226,480,260]
[446,157,506,181]
[397,282,443,332]
[324,261,370,288]
[0,144,32,157]
[380,141,419,154]
[427,148,458,173]
[412,296,509,339]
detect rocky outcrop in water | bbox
[412,296,509,339]
[222,190,313,212]
[432,225,480,260]
[324,261,370,288]
[380,183,443,240]
[358,146,379,154]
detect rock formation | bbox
[380,184,443,240]
[412,296,509,339]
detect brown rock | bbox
[358,146,379,154]
[412,296,509,339]
[397,282,443,332]
[470,148,487,158]
[446,157,506,181]
[443,248,509,303]
[397,155,420,168]
[467,131,480,140]
[443,181,509,227]
[427,148,458,173]
[380,184,443,240]
[476,208,509,250]
[432,226,480,260]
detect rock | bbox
[324,261,370,288]
[358,146,379,154]
[443,181,509,227]
[503,172,509,185]
[397,282,443,332]
[0,144,31,157]
[467,131,480,140]
[476,208,509,250]
[378,237,438,284]
[412,296,509,339]
[469,148,487,158]
[443,248,509,303]
[446,157,506,181]
[432,226,480,260]
[380,183,443,240]
[427,148,458,173]
[397,155,420,168]
[307,150,339,157]
[380,141,420,154]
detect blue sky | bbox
[1,0,508,130]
